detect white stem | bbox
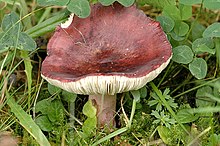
[89,94,116,128]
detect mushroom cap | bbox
[41,3,172,95]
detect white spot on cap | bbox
[61,14,74,28]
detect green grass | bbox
[1,0,220,145]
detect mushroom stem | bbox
[89,94,116,128]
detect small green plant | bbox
[34,84,75,144]
[35,99,65,131]
[81,100,97,138]
[35,84,99,145]
[151,110,175,128]
[149,88,177,111]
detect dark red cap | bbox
[41,3,172,95]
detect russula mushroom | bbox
[41,3,172,128]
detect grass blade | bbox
[91,127,127,146]
[20,50,33,109]
[6,92,50,146]
[26,10,69,38]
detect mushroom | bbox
[41,3,172,128]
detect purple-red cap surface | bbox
[41,3,172,95]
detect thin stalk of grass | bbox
[20,50,33,111]
[64,109,83,126]
[173,77,220,98]
[157,61,173,87]
[150,82,189,134]
[131,132,143,145]
[214,38,220,69]
[61,130,66,146]
[19,0,32,29]
[0,51,9,75]
[170,75,193,95]
[91,127,128,146]
[71,126,88,145]
[129,90,140,128]
[204,93,220,103]
[210,118,215,145]
[8,49,17,76]
[187,126,211,146]
[120,94,129,125]
[26,10,69,38]
[69,98,75,127]
[128,99,136,128]
[33,79,44,119]
[0,115,15,132]
[0,48,38,93]
[190,106,220,113]
[0,82,24,110]
[0,79,8,106]
[184,0,204,41]
[37,7,52,24]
